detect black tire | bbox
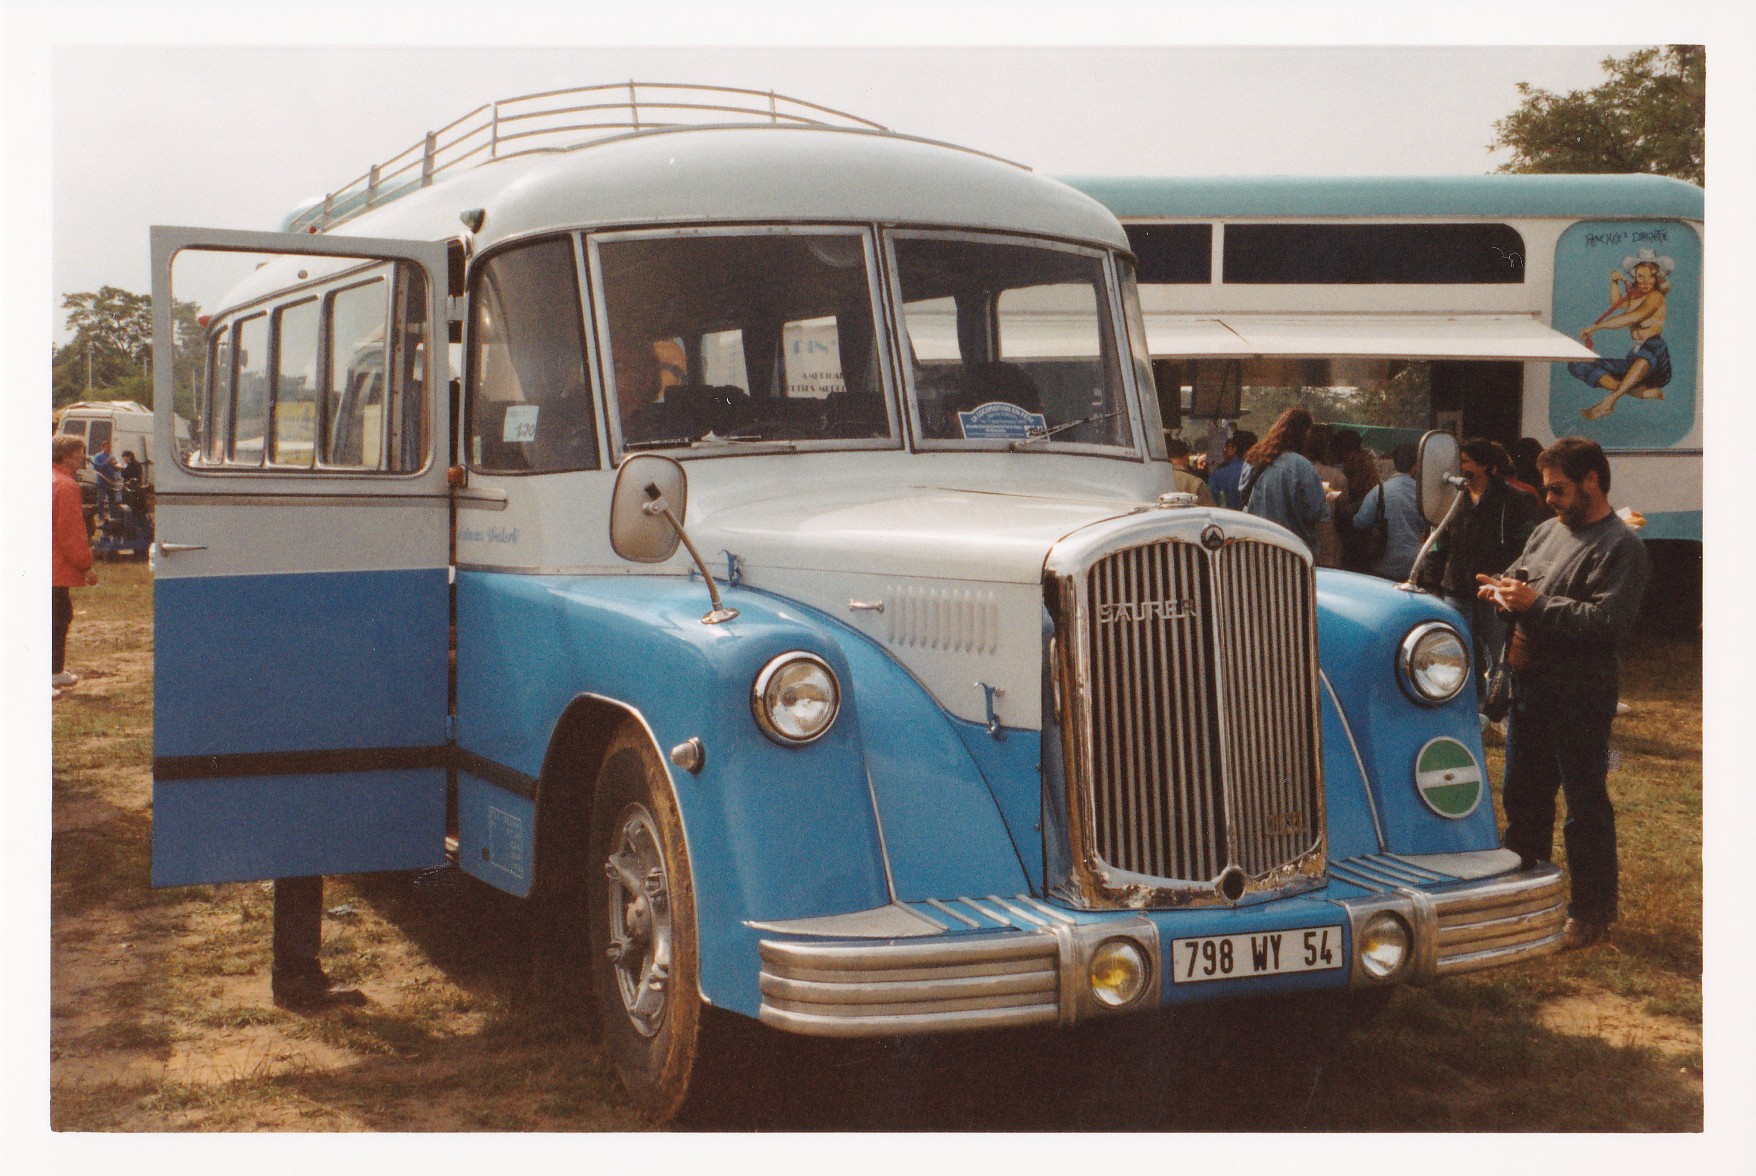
[586,725,704,1123]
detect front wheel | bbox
[586,726,704,1122]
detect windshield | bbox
[892,234,1135,451]
[595,230,895,452]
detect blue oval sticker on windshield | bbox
[958,401,1048,440]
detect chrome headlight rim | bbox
[751,651,842,746]
[1087,937,1152,1009]
[1398,620,1470,706]
[1357,910,1413,981]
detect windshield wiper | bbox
[623,436,697,451]
[1009,409,1126,450]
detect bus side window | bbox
[232,313,269,466]
[271,298,319,468]
[323,277,391,470]
[202,325,232,465]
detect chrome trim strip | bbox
[923,898,982,928]
[988,896,1051,929]
[956,896,1015,928]
[864,771,900,903]
[1014,895,1078,925]
[1319,671,1387,852]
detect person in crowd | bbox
[1239,407,1331,559]
[117,449,148,547]
[1487,440,1540,507]
[1420,437,1545,702]
[52,435,97,698]
[90,439,121,517]
[1165,437,1215,506]
[1208,428,1256,509]
[1328,430,1383,573]
[1349,442,1426,581]
[1476,437,1649,950]
[1512,437,1553,518]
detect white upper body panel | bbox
[329,124,1128,252]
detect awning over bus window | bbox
[1140,314,1597,361]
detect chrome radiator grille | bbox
[1079,537,1322,888]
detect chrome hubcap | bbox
[603,803,672,1038]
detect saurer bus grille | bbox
[1081,538,1322,885]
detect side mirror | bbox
[610,453,686,563]
[1415,430,1462,527]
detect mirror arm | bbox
[643,484,739,624]
[1398,481,1470,595]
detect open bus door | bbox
[149,227,454,887]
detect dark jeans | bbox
[272,876,326,986]
[52,587,72,675]
[1501,677,1619,922]
[1449,594,1509,704]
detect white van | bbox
[53,400,154,497]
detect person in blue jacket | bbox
[1238,407,1330,558]
[1208,428,1255,510]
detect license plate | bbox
[1170,925,1345,984]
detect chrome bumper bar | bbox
[756,855,1567,1037]
[757,910,1159,1038]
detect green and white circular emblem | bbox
[1414,737,1484,819]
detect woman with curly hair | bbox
[1239,406,1332,559]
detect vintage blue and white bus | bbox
[1064,174,1703,621]
[150,84,1570,1120]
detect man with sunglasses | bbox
[1476,437,1649,950]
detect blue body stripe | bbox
[152,770,445,886]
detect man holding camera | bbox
[1475,437,1649,950]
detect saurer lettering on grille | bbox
[1096,599,1198,624]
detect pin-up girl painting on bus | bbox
[1568,247,1674,421]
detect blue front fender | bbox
[456,571,1027,1015]
[1315,571,1502,855]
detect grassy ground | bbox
[49,561,1704,1131]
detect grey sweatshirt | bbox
[1503,512,1651,691]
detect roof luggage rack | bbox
[283,81,890,234]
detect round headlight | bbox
[752,652,841,745]
[1400,622,1470,705]
[1358,911,1411,980]
[1088,939,1150,1008]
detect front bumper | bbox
[754,851,1565,1038]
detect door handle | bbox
[157,541,208,553]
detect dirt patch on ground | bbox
[1540,988,1702,1058]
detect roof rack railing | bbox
[285,81,889,234]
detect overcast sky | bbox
[45,42,1638,336]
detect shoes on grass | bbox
[52,671,79,687]
[1561,916,1610,951]
[272,978,368,1012]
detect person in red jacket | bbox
[53,434,98,697]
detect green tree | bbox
[1491,45,1704,186]
[53,287,205,415]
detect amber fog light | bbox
[1359,912,1411,980]
[1089,939,1150,1008]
